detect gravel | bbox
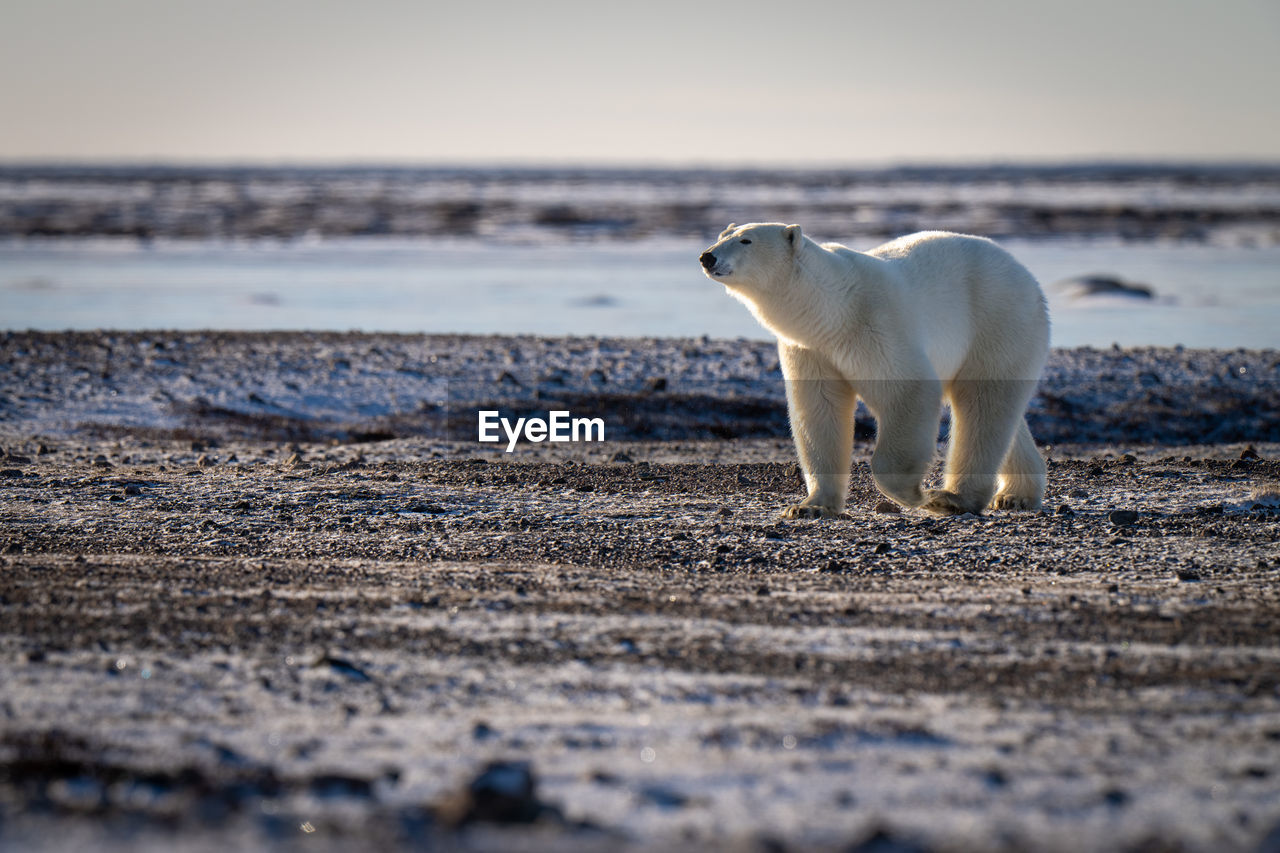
[1,331,1279,852]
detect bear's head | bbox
[699,222,803,296]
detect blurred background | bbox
[2,0,1278,346]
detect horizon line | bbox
[4,156,1280,173]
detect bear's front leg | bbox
[778,344,856,520]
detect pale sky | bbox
[1,0,1278,165]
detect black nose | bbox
[699,252,716,270]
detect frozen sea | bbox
[2,237,1278,348]
[2,163,1278,348]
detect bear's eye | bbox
[739,239,751,244]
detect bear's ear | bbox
[719,223,737,239]
[784,224,802,247]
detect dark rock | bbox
[874,500,902,514]
[309,773,374,799]
[1102,787,1131,807]
[313,653,372,683]
[437,760,558,826]
[638,784,689,809]
[590,770,622,786]
[1056,275,1155,300]
[847,826,931,853]
[1108,509,1139,526]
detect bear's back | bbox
[864,232,1048,379]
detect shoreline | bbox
[3,331,1278,447]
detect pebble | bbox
[312,653,372,682]
[438,760,553,826]
[638,784,689,809]
[874,500,902,514]
[1109,509,1139,526]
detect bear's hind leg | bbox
[990,418,1045,510]
[862,377,941,511]
[925,379,1025,516]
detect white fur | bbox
[700,223,1049,517]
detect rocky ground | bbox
[2,332,1279,851]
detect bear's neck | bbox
[751,244,866,348]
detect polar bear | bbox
[700,223,1048,518]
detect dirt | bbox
[2,333,1279,851]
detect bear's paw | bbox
[990,493,1041,512]
[781,504,843,520]
[921,490,984,517]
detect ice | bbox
[2,238,1278,348]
